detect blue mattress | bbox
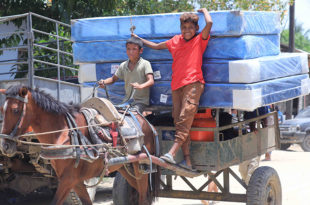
[85,74,310,111]
[92,53,308,83]
[71,11,281,41]
[73,34,280,64]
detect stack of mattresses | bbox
[73,11,310,111]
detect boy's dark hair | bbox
[180,12,199,26]
[126,37,143,49]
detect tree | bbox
[281,22,310,52]
[195,0,290,21]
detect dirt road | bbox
[94,144,310,205]
[12,144,310,205]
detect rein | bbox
[6,94,28,138]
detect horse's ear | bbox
[0,89,6,95]
[19,87,28,97]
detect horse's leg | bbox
[117,166,138,189]
[73,181,92,205]
[51,179,74,205]
[132,162,150,205]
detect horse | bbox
[0,85,158,205]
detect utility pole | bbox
[286,1,295,119]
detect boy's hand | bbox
[197,8,208,13]
[98,79,106,88]
[131,82,143,89]
[131,33,139,38]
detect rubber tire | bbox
[301,135,310,152]
[63,178,98,205]
[280,143,291,150]
[112,172,139,205]
[246,166,282,205]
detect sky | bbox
[291,0,310,35]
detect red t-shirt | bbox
[166,33,210,90]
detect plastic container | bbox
[190,109,216,141]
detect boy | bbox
[133,8,213,169]
[98,37,154,114]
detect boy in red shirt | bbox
[133,8,212,169]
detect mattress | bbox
[84,74,310,111]
[71,11,281,41]
[73,34,280,64]
[79,53,308,84]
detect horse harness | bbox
[5,93,28,138]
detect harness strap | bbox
[143,145,153,192]
[66,113,81,168]
[80,108,105,148]
[7,94,28,103]
[136,112,160,157]
[66,112,99,168]
[9,95,28,138]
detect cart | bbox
[110,108,281,205]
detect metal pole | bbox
[286,1,295,119]
[27,13,34,89]
[56,23,60,101]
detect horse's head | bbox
[0,86,30,156]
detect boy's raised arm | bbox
[198,8,213,40]
[132,33,167,50]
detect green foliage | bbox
[281,23,310,52]
[195,0,289,21]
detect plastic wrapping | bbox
[79,53,307,83]
[73,34,280,64]
[71,11,281,41]
[86,74,310,111]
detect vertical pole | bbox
[286,1,295,119]
[56,23,60,101]
[288,1,295,52]
[27,13,34,89]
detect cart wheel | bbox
[112,172,139,205]
[246,166,282,205]
[280,143,291,150]
[301,134,310,152]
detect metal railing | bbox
[0,12,79,101]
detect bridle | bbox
[5,94,28,138]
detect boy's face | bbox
[126,43,143,61]
[180,22,199,41]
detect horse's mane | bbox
[5,85,79,115]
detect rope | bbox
[85,152,109,188]
[124,163,142,180]
[13,121,114,139]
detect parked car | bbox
[279,106,310,151]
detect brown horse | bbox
[0,85,157,205]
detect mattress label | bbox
[154,71,161,80]
[111,64,120,74]
[160,94,168,104]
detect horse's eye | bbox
[12,109,19,114]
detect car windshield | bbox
[296,107,310,118]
